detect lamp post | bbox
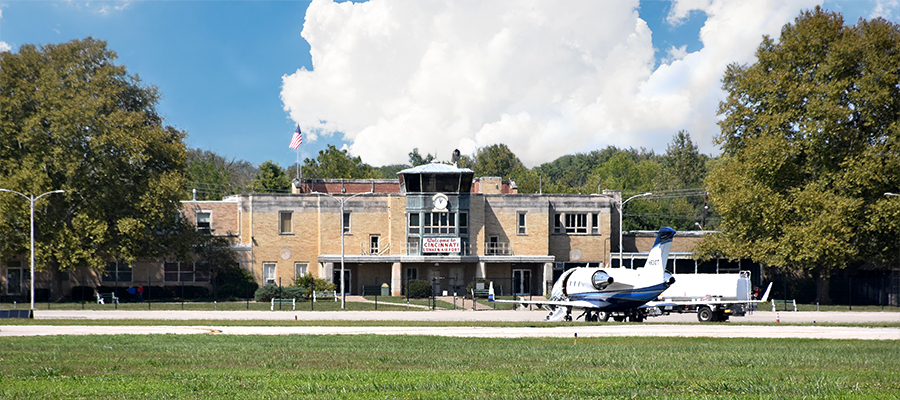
[618,193,653,268]
[0,189,65,310]
[313,190,372,309]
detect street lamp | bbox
[619,193,653,268]
[312,190,372,309]
[0,189,65,310]
[886,193,900,197]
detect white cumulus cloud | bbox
[281,0,819,167]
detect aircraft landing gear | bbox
[626,310,645,323]
[598,311,611,322]
[579,310,610,322]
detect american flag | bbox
[289,125,302,149]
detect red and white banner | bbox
[423,237,460,253]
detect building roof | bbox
[397,161,474,175]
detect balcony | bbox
[484,240,514,256]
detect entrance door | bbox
[513,269,531,295]
[429,268,442,295]
[448,267,464,295]
[332,269,352,295]
[6,265,23,295]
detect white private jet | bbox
[493,226,772,322]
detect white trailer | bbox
[652,271,771,322]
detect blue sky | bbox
[2,0,897,169]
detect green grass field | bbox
[1,334,897,399]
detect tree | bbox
[0,38,194,295]
[186,149,232,200]
[408,148,435,166]
[473,144,526,179]
[699,8,900,301]
[186,149,257,199]
[252,160,291,193]
[301,144,378,179]
[658,131,706,190]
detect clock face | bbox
[433,194,448,210]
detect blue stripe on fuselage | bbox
[567,283,667,311]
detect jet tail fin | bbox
[642,227,675,274]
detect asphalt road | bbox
[0,309,896,340]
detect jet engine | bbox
[664,271,675,288]
[591,270,614,290]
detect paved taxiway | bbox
[0,309,896,340]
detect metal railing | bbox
[360,242,392,255]
[484,241,514,255]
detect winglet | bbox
[759,282,773,302]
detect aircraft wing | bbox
[491,298,596,309]
[646,282,773,308]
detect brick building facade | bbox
[2,163,761,301]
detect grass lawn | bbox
[0,334,897,399]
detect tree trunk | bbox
[814,267,832,305]
[48,264,66,302]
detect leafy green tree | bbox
[658,131,706,190]
[301,144,378,179]
[698,8,900,301]
[187,149,232,200]
[376,164,410,179]
[0,38,194,296]
[408,148,435,166]
[187,149,257,199]
[473,144,526,179]
[589,152,659,194]
[252,160,291,193]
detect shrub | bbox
[293,273,334,298]
[215,266,258,300]
[405,279,433,299]
[254,285,306,302]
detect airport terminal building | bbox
[184,163,613,297]
[3,162,770,301]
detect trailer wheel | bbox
[697,306,715,322]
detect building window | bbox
[423,212,456,235]
[408,213,420,234]
[343,212,351,234]
[102,261,132,282]
[196,211,211,233]
[406,268,418,281]
[263,262,276,285]
[370,235,380,254]
[294,262,308,279]
[517,212,527,235]
[591,213,600,235]
[194,262,210,282]
[554,213,588,234]
[163,262,208,282]
[459,212,468,235]
[279,211,293,234]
